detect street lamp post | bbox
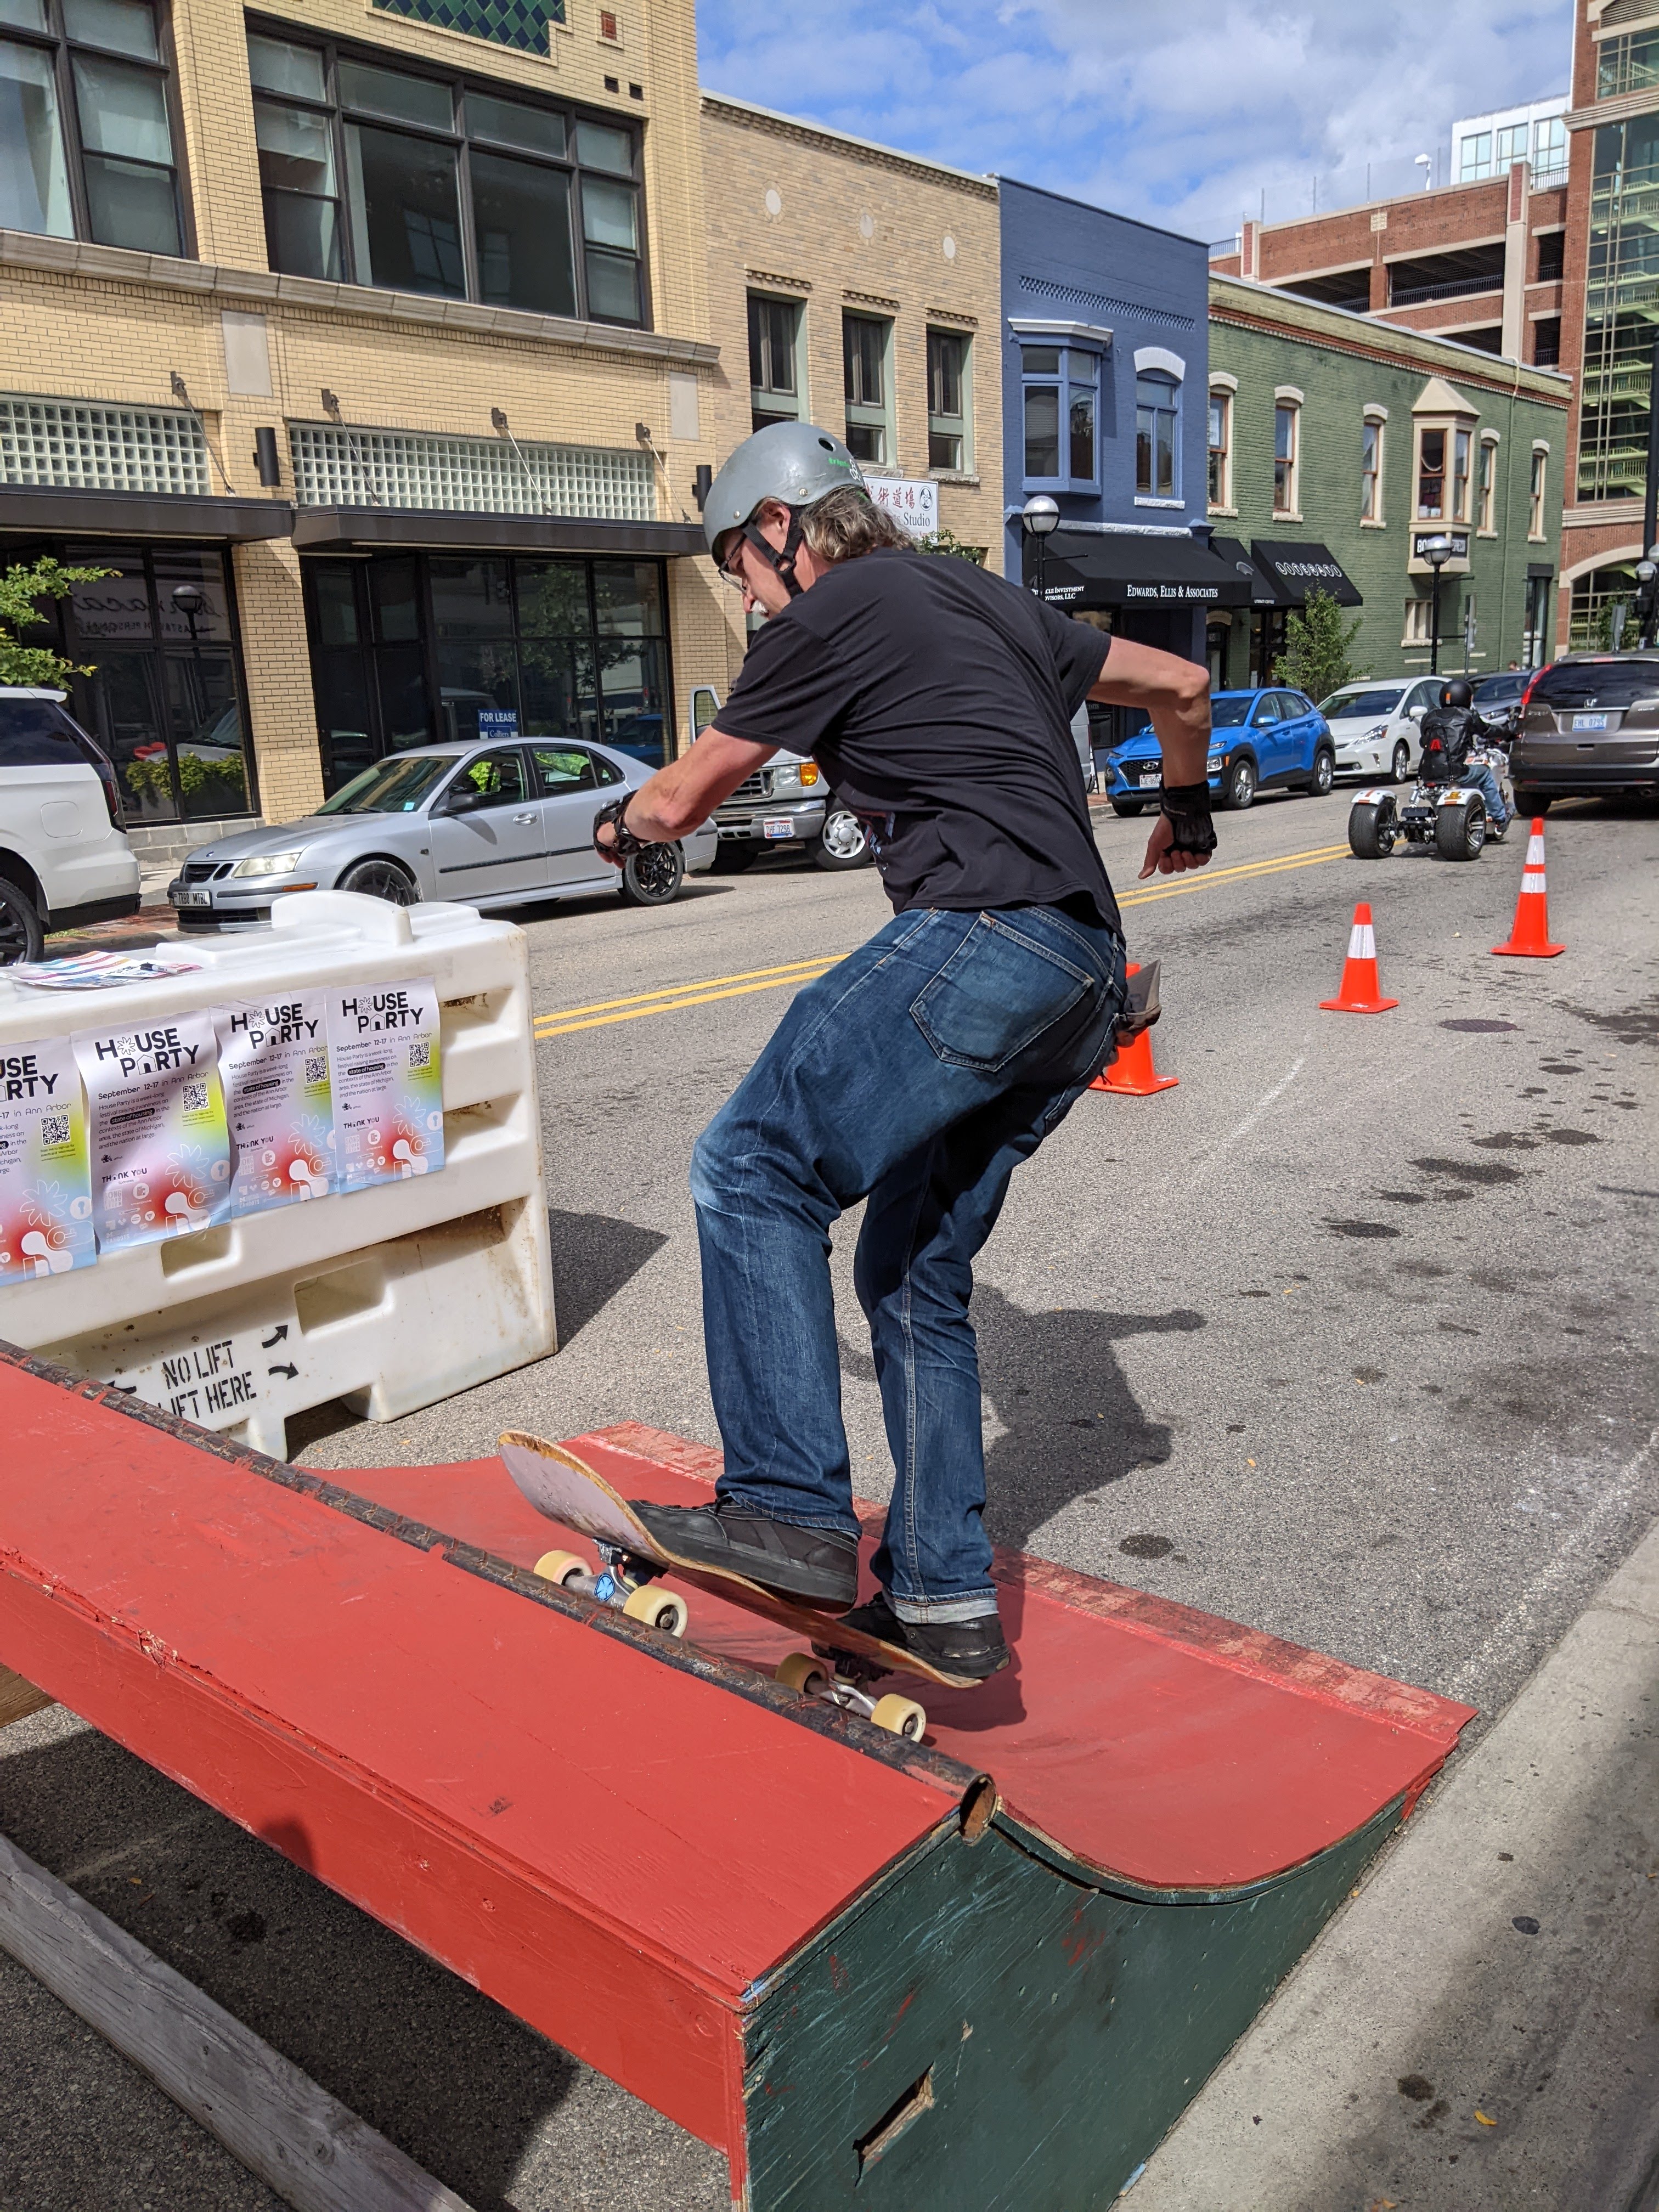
[1421,534,1453,676]
[1020,494,1059,600]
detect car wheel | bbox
[619,841,685,906]
[812,804,872,871]
[1513,790,1550,815]
[709,841,759,874]
[1389,740,1411,784]
[1348,798,1397,859]
[0,876,45,965]
[338,857,417,905]
[1223,756,1256,810]
[1434,798,1486,861]
[1308,747,1335,798]
[1110,798,1145,818]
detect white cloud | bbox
[698,0,1575,239]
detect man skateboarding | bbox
[594,421,1214,1681]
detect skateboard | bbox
[499,1431,983,1739]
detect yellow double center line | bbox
[532,839,1351,1040]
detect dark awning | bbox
[1033,529,1254,610]
[291,507,706,558]
[1209,537,1283,608]
[1249,539,1363,607]
[0,485,293,542]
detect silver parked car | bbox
[167,738,716,930]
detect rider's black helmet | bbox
[1440,679,1473,708]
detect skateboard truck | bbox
[533,1543,690,1638]
[776,1649,927,1742]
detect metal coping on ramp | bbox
[0,1345,1472,2210]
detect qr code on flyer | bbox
[408,1039,431,1070]
[40,1110,70,1148]
[303,1051,327,1085]
[182,1079,209,1113]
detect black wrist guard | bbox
[1160,780,1218,857]
[594,795,647,860]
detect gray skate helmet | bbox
[702,420,866,597]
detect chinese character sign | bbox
[867,479,940,539]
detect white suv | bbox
[1318,675,1446,783]
[0,687,141,963]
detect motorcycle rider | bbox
[1419,678,1512,838]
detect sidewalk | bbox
[1130,1515,1659,2210]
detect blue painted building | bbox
[997,178,1249,672]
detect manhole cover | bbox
[1440,1019,1519,1032]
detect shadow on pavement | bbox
[548,1208,669,1344]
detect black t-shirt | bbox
[714,549,1118,928]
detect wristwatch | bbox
[593,795,648,860]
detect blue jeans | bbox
[690,903,1127,1617]
[1462,759,1510,830]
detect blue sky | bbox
[697,1,1576,244]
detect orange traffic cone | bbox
[1091,962,1178,1094]
[1492,819,1564,958]
[1319,902,1398,1013]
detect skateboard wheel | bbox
[532,1550,588,1588]
[622,1584,687,1638]
[776,1651,828,1696]
[871,1694,927,1742]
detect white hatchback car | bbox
[1318,675,1448,784]
[0,687,141,963]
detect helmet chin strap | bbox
[742,509,808,598]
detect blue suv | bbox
[1102,686,1336,814]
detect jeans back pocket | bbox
[910,915,1094,1073]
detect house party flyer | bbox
[0,1037,94,1285]
[325,978,444,1194]
[217,992,335,1215]
[72,1009,232,1251]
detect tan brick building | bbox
[0,0,730,862]
[698,94,1002,687]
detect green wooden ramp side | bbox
[741,1799,1401,2211]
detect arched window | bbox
[1136,373,1179,499]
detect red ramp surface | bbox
[0,1352,1472,2210]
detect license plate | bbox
[1137,772,1161,789]
[170,885,211,908]
[1572,712,1609,731]
[761,817,797,839]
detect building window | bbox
[1533,315,1562,367]
[842,312,891,465]
[748,293,801,433]
[1534,115,1567,174]
[1530,448,1547,538]
[1536,229,1565,283]
[1496,122,1528,168]
[1598,30,1659,101]
[246,26,645,323]
[1361,416,1383,522]
[0,0,184,254]
[1273,401,1299,515]
[1207,388,1231,507]
[1458,131,1492,182]
[1453,427,1472,521]
[1417,426,1446,518]
[927,328,970,472]
[1136,373,1178,499]
[303,551,671,793]
[1478,436,1497,531]
[1403,595,1432,646]
[1577,115,1659,501]
[1020,346,1099,493]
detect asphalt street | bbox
[2,783,1655,2210]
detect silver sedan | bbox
[167,738,716,930]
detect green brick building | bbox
[1205,275,1568,693]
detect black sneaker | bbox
[834,1589,1009,1681]
[629,1497,859,1607]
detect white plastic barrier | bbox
[0,892,555,1457]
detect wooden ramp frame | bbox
[0,1346,1472,2211]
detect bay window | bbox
[1453,426,1471,522]
[0,0,183,253]
[1417,426,1446,518]
[1021,346,1099,493]
[247,23,645,324]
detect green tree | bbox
[0,556,112,689]
[1274,586,1362,702]
[916,525,987,565]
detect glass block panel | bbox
[288,422,654,521]
[0,394,208,492]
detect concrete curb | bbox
[1128,1514,1659,2211]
